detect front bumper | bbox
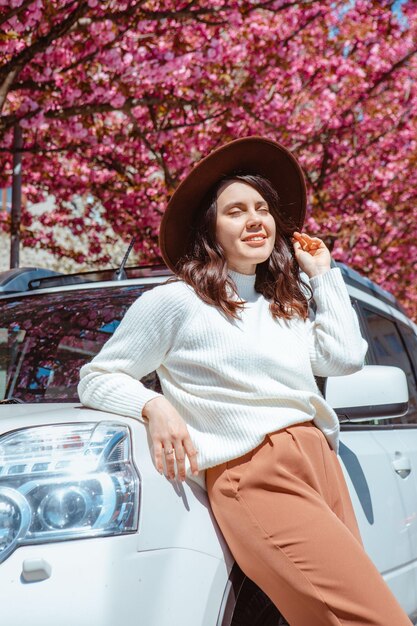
[0,534,229,626]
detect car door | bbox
[331,291,414,616]
[353,301,417,614]
[371,311,417,604]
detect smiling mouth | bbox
[242,235,267,242]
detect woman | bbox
[78,136,412,625]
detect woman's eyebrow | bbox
[222,200,267,211]
[222,201,244,211]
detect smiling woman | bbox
[174,171,313,322]
[214,178,276,274]
[78,136,411,626]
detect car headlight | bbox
[0,422,139,563]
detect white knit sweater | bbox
[78,266,368,490]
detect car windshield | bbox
[0,284,159,403]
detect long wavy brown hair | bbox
[165,173,313,322]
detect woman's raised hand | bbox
[142,396,199,481]
[290,231,332,278]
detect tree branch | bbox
[9,78,57,91]
[243,0,318,12]
[0,1,88,112]
[0,0,37,27]
[0,141,91,154]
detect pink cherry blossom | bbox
[0,0,416,320]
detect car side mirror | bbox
[323,365,409,423]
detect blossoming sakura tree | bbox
[1,0,416,319]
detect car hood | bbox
[0,403,131,433]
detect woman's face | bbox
[215,179,276,274]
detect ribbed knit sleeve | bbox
[306,267,369,376]
[77,282,190,422]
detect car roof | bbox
[0,260,408,318]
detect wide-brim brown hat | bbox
[159,135,307,273]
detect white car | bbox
[0,260,417,626]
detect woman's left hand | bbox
[291,231,332,278]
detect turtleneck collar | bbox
[227,269,258,302]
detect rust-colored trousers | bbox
[206,420,412,626]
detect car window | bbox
[0,285,162,403]
[361,307,417,425]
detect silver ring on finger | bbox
[164,448,175,456]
